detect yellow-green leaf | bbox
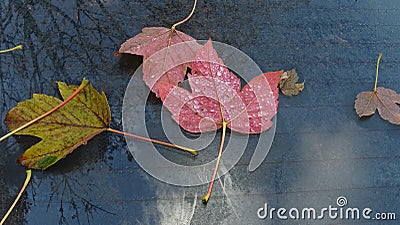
[4,79,111,170]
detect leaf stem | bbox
[0,45,23,54]
[0,79,89,142]
[202,121,227,204]
[171,0,197,30]
[374,52,383,93]
[0,170,32,225]
[106,128,197,156]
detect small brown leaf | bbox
[355,87,400,124]
[354,53,400,125]
[279,69,304,96]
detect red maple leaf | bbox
[158,40,281,134]
[157,40,282,203]
[118,27,201,96]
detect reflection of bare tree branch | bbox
[38,174,115,225]
[1,0,128,115]
[0,0,147,130]
[0,167,29,225]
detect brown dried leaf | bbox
[355,87,400,125]
[279,69,304,96]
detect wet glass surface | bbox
[1,0,400,224]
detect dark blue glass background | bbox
[1,0,399,224]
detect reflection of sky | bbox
[1,0,400,224]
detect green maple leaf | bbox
[4,79,111,170]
